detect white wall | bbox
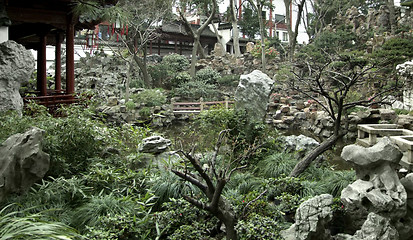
[0,27,8,43]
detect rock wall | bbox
[0,40,35,114]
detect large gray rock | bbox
[0,127,50,201]
[0,40,35,114]
[284,134,319,153]
[235,70,274,122]
[294,194,334,240]
[335,213,399,240]
[139,136,171,154]
[340,138,406,230]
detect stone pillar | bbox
[37,34,47,96]
[66,14,75,95]
[55,32,62,92]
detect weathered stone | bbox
[379,109,397,122]
[245,42,254,53]
[294,194,334,240]
[107,96,118,106]
[235,70,274,122]
[280,105,290,113]
[284,134,319,153]
[341,138,406,230]
[341,137,402,169]
[0,40,35,114]
[0,127,50,201]
[139,136,171,154]
[354,213,399,240]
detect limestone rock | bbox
[341,137,402,170]
[0,127,50,201]
[284,135,319,153]
[245,42,254,53]
[354,213,399,240]
[234,70,274,122]
[294,194,334,240]
[139,136,171,154]
[0,40,35,114]
[340,138,406,229]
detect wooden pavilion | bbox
[2,0,115,105]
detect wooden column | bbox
[149,40,152,54]
[174,39,178,53]
[158,39,161,55]
[37,34,47,96]
[55,32,62,91]
[66,15,75,95]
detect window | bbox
[282,32,288,42]
[276,31,279,39]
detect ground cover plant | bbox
[0,101,357,239]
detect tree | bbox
[74,0,173,90]
[171,130,261,240]
[238,4,261,39]
[177,0,218,77]
[287,51,399,177]
[245,0,273,70]
[230,0,241,57]
[283,0,306,60]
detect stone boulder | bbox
[0,40,35,114]
[284,135,319,154]
[282,194,334,240]
[335,213,399,240]
[139,136,171,154]
[234,70,274,122]
[340,138,406,230]
[0,127,50,201]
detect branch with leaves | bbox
[171,129,262,240]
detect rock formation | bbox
[281,194,334,240]
[341,138,406,232]
[139,136,171,154]
[234,70,274,122]
[283,138,413,240]
[0,127,50,201]
[0,40,35,114]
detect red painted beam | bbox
[37,34,47,96]
[66,14,75,95]
[55,32,62,91]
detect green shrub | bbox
[138,107,152,120]
[125,100,135,110]
[236,213,284,240]
[162,54,190,72]
[131,89,166,107]
[194,67,221,84]
[155,198,213,238]
[217,74,240,87]
[148,64,170,88]
[174,80,218,101]
[170,71,191,88]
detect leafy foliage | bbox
[194,67,221,84]
[0,204,79,240]
[131,89,167,107]
[174,80,219,101]
[162,54,190,72]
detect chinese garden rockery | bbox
[282,138,413,240]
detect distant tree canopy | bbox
[239,5,262,39]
